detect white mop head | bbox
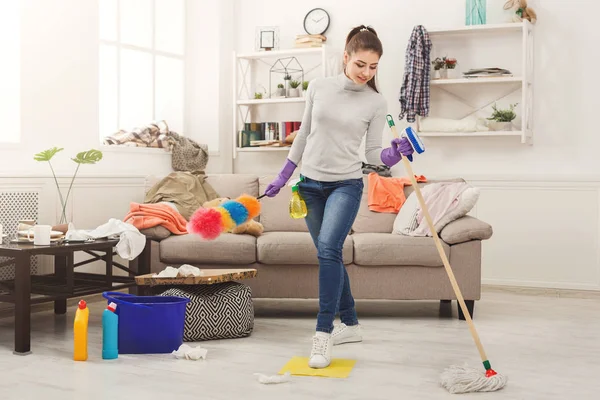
[440,365,507,394]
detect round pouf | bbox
[159,282,254,341]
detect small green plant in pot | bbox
[276,83,286,97]
[34,147,103,225]
[487,103,518,131]
[288,80,301,97]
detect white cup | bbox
[27,225,52,245]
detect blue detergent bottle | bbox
[102,302,118,359]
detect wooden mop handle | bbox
[388,118,489,364]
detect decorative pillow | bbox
[392,186,480,235]
[434,187,480,232]
[392,190,419,235]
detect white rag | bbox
[254,372,291,384]
[66,218,146,260]
[152,264,203,278]
[410,182,469,236]
[172,344,207,360]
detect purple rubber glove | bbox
[264,158,297,197]
[380,137,414,166]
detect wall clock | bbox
[303,8,330,35]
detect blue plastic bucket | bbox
[102,292,190,354]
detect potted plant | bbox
[276,83,285,97]
[254,92,263,99]
[487,103,518,131]
[34,147,103,226]
[302,81,309,97]
[444,57,458,78]
[431,57,445,79]
[288,80,301,97]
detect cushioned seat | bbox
[160,233,256,264]
[352,233,449,267]
[257,232,353,265]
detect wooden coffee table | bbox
[0,238,149,355]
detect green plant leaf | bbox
[72,149,103,164]
[33,147,64,162]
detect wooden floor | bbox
[0,290,599,399]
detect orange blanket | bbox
[124,202,188,234]
[368,172,427,213]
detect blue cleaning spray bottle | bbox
[102,302,118,359]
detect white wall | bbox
[231,0,600,177]
[228,0,600,291]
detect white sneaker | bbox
[308,332,332,369]
[332,323,362,345]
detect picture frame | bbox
[255,26,280,51]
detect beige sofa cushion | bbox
[160,233,256,264]
[257,231,353,265]
[206,174,259,198]
[352,233,449,267]
[352,176,397,233]
[258,174,308,232]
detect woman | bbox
[264,25,414,369]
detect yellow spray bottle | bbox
[289,183,307,219]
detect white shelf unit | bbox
[232,46,327,158]
[418,21,534,144]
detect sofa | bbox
[137,173,493,320]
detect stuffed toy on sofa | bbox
[202,198,264,237]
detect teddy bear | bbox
[202,197,264,237]
[504,0,537,24]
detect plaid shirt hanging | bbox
[398,25,432,123]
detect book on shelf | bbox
[295,34,326,48]
[462,68,513,78]
[239,120,301,147]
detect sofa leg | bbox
[457,300,474,320]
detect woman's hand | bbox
[391,137,414,161]
[380,137,414,167]
[264,159,297,197]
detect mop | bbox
[386,115,507,394]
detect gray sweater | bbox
[287,72,387,182]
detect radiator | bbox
[0,191,40,282]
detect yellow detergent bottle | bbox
[289,184,307,219]
[73,299,89,361]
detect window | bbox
[99,0,185,141]
[0,1,20,143]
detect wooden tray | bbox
[135,268,257,286]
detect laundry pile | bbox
[102,120,210,172]
[367,173,480,237]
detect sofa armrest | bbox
[139,226,172,241]
[440,216,493,245]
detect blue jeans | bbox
[298,175,364,333]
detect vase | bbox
[288,88,300,97]
[466,0,486,25]
[439,68,448,79]
[432,69,440,79]
[489,121,512,131]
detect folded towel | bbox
[123,202,188,234]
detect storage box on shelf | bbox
[232,46,327,162]
[418,21,533,144]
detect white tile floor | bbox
[0,290,599,400]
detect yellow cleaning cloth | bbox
[278,356,356,378]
